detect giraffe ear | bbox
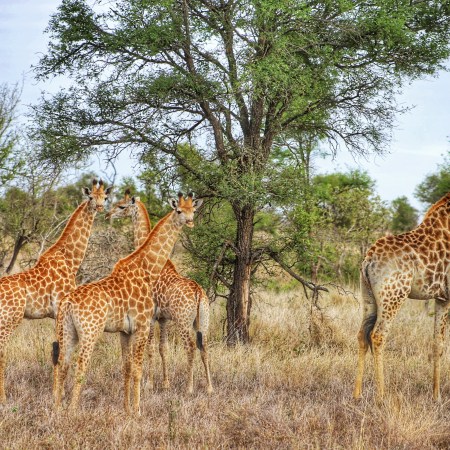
[169,198,178,209]
[193,198,203,209]
[133,196,140,203]
[105,186,113,196]
[82,187,91,197]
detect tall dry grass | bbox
[1,287,450,449]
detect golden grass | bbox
[2,287,450,449]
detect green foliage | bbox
[414,154,450,207]
[30,0,450,341]
[390,196,418,234]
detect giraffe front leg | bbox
[131,331,148,415]
[433,299,450,401]
[159,319,170,390]
[120,332,132,414]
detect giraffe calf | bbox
[107,190,213,394]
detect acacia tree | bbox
[33,0,450,344]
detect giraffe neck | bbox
[131,201,151,248]
[40,201,96,275]
[114,211,181,284]
[420,202,450,234]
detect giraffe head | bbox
[169,192,203,228]
[105,188,138,220]
[82,179,112,212]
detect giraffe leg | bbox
[69,338,98,412]
[54,335,77,410]
[433,299,450,401]
[146,320,156,390]
[180,327,196,394]
[371,296,407,400]
[353,273,376,399]
[120,332,132,414]
[0,347,7,404]
[159,319,170,390]
[199,334,213,394]
[131,330,148,415]
[353,327,369,399]
[0,313,23,403]
[54,303,78,409]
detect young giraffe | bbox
[106,190,213,394]
[353,191,450,401]
[0,179,111,403]
[53,193,203,414]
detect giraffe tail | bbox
[52,342,60,366]
[195,288,209,351]
[361,261,377,351]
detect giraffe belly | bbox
[409,277,446,300]
[24,293,55,319]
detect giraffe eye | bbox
[118,205,126,210]
[177,209,182,214]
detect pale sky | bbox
[1,0,449,210]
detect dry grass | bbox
[2,287,450,449]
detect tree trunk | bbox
[6,234,28,274]
[226,204,254,345]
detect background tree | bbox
[0,83,24,185]
[390,196,418,234]
[414,154,450,207]
[32,0,450,344]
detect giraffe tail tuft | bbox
[363,313,377,351]
[51,341,60,366]
[196,331,204,351]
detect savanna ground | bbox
[1,286,450,449]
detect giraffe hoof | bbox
[206,386,214,395]
[162,381,170,390]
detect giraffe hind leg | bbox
[433,299,450,401]
[354,270,377,399]
[159,319,170,390]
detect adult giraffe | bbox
[0,179,111,402]
[106,189,213,394]
[353,191,450,401]
[53,193,203,414]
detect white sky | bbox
[1,0,449,210]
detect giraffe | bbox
[106,189,213,394]
[0,179,111,403]
[353,191,450,401]
[53,193,203,414]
